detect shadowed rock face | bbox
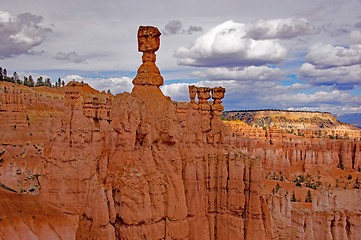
[0,26,361,240]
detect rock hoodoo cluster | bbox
[188,85,225,114]
[0,26,361,240]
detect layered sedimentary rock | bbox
[225,120,361,239]
[1,26,361,240]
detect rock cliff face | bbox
[225,121,361,173]
[1,26,361,239]
[225,120,361,239]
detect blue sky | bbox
[1,0,361,114]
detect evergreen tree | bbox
[291,191,297,202]
[58,78,61,87]
[23,77,29,86]
[36,76,44,87]
[0,67,3,81]
[305,190,312,203]
[61,80,65,87]
[13,72,22,84]
[3,69,7,80]
[275,183,281,193]
[28,75,34,87]
[45,78,51,87]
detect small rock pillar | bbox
[197,87,211,111]
[211,87,226,116]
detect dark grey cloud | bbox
[184,26,203,34]
[55,51,87,64]
[245,18,315,40]
[0,10,52,59]
[164,20,183,35]
[355,21,361,28]
[163,20,203,36]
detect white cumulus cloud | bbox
[174,20,287,67]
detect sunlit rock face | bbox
[1,26,361,240]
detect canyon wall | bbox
[225,121,361,173]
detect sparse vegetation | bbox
[0,66,63,88]
[338,162,345,170]
[305,190,312,203]
[271,183,282,194]
[293,174,321,190]
[354,178,360,189]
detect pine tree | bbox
[28,75,34,87]
[291,191,297,202]
[36,76,44,87]
[13,72,22,85]
[58,78,61,87]
[0,67,3,81]
[275,183,281,193]
[23,77,29,86]
[305,190,312,202]
[45,78,51,87]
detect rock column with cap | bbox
[132,26,163,87]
